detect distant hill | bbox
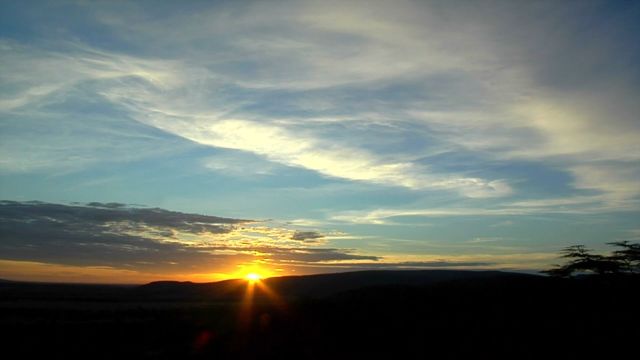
[0,280,134,301]
[0,270,544,302]
[134,279,246,300]
[135,270,540,301]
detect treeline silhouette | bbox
[543,241,640,277]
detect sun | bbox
[245,272,262,282]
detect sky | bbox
[1,0,639,283]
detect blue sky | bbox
[1,0,639,282]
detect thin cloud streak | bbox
[330,198,640,225]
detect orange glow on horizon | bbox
[231,262,278,281]
[245,272,262,281]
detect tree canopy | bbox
[543,241,640,277]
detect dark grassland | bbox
[1,270,638,359]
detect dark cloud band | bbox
[0,201,381,272]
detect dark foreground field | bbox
[1,270,638,359]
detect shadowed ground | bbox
[1,270,638,359]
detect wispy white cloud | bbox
[569,164,640,205]
[0,40,182,112]
[2,0,639,210]
[0,41,191,173]
[329,195,640,224]
[0,1,519,197]
[123,115,512,196]
[466,237,508,244]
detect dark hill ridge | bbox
[134,278,246,301]
[2,270,639,359]
[2,270,537,302]
[136,269,540,300]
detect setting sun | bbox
[245,273,262,281]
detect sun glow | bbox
[245,272,262,281]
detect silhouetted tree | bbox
[543,242,640,277]
[608,241,640,274]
